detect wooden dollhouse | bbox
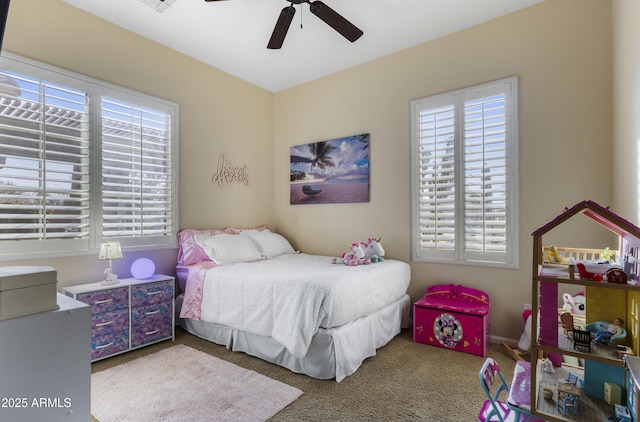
[530,200,640,422]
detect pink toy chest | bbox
[413,284,490,357]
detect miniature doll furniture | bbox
[573,328,591,352]
[413,284,489,357]
[567,372,579,385]
[559,312,574,338]
[556,395,578,416]
[557,373,580,416]
[584,320,627,346]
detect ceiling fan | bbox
[204,0,363,49]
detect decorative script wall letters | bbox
[211,153,249,189]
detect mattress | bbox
[180,253,411,358]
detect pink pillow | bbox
[225,224,270,234]
[177,225,270,265]
[177,229,225,265]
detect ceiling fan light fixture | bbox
[135,0,178,14]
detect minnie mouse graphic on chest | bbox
[434,313,463,348]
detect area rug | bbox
[91,344,303,422]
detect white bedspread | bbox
[197,253,410,358]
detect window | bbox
[411,76,518,267]
[0,54,178,260]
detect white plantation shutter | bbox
[411,76,518,267]
[101,96,174,241]
[0,71,90,246]
[415,102,456,259]
[0,54,178,259]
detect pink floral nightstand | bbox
[65,275,174,361]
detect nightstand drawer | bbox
[91,308,129,336]
[64,275,174,361]
[77,287,129,314]
[131,280,173,307]
[91,329,129,360]
[131,303,172,348]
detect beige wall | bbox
[0,0,623,342]
[273,0,614,340]
[2,0,275,286]
[613,0,640,223]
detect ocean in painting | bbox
[290,179,369,205]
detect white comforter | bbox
[197,253,410,358]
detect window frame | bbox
[0,53,179,260]
[410,76,519,268]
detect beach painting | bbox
[290,133,370,205]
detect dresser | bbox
[64,275,174,361]
[0,294,90,421]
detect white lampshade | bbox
[98,242,123,261]
[98,241,123,285]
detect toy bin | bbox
[413,284,490,357]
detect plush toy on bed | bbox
[362,237,385,263]
[332,242,370,266]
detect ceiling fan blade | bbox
[309,1,362,43]
[0,0,9,52]
[267,6,296,50]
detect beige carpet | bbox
[92,328,518,421]
[91,344,303,422]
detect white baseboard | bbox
[490,334,520,348]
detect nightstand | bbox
[64,275,174,361]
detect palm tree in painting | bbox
[308,141,336,171]
[353,133,369,151]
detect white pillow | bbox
[242,230,296,258]
[194,233,263,265]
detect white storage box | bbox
[0,266,59,320]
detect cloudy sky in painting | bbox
[290,134,369,183]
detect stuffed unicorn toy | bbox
[562,292,586,316]
[362,237,385,263]
[332,242,370,266]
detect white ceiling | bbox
[63,0,544,92]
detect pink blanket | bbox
[179,261,218,320]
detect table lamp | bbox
[98,241,123,285]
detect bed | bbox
[175,227,412,381]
